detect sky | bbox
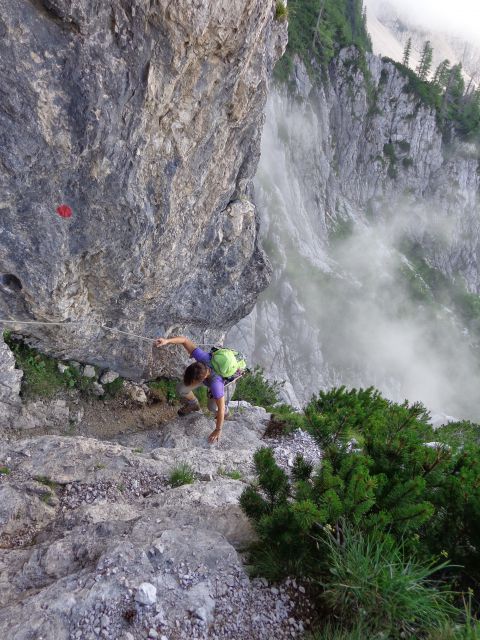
[365,0,480,45]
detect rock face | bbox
[227,50,480,413]
[0,404,310,639]
[0,338,22,428]
[325,51,480,289]
[0,0,287,379]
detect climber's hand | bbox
[155,337,169,347]
[208,428,222,444]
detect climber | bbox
[154,335,241,443]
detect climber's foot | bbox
[177,400,201,417]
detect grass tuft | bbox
[40,491,54,505]
[275,1,289,22]
[34,475,58,490]
[308,623,368,640]
[320,526,458,637]
[169,463,196,488]
[218,467,243,480]
[147,378,177,404]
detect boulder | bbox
[100,371,120,385]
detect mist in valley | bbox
[365,0,480,45]
[232,90,480,422]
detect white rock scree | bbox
[0,399,316,639]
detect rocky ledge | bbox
[0,402,316,640]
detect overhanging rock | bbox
[0,0,287,379]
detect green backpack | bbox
[209,347,247,380]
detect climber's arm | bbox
[208,396,225,443]
[155,335,197,356]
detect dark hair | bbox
[184,362,208,386]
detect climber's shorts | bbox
[176,380,236,414]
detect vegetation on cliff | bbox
[274,0,371,82]
[241,387,480,638]
[2,332,114,398]
[232,366,282,408]
[384,54,480,142]
[274,0,480,141]
[399,239,480,339]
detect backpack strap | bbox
[223,367,250,387]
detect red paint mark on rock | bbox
[56,204,73,218]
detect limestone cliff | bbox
[228,51,480,416]
[0,0,287,379]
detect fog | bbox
[243,91,480,421]
[365,0,480,45]
[307,220,480,420]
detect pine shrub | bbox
[240,387,480,592]
[232,367,282,408]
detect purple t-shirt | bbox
[191,347,224,399]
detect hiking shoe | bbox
[177,400,201,417]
